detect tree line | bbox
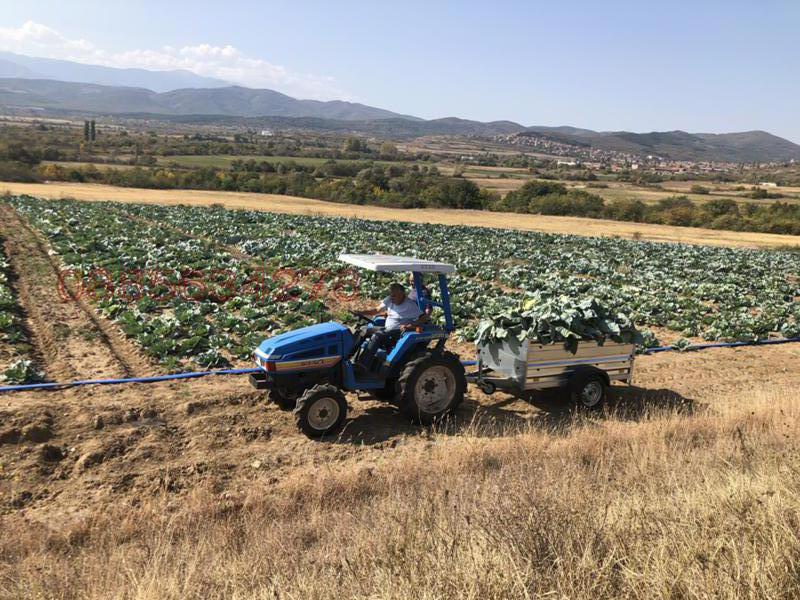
[2,144,799,235]
[32,160,492,210]
[497,181,800,235]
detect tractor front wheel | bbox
[398,351,465,424]
[294,384,348,438]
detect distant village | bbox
[493,132,796,175]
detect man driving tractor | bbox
[251,253,465,437]
[356,282,429,371]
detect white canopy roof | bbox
[338,253,455,273]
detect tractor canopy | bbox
[338,253,457,332]
[337,254,455,274]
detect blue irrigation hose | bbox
[0,367,261,394]
[1,336,799,394]
[641,336,800,355]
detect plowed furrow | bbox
[0,204,154,381]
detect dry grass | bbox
[464,176,528,195]
[3,386,799,599]
[3,181,800,249]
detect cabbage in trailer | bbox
[475,293,643,352]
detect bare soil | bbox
[2,339,798,521]
[0,204,154,382]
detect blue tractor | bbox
[249,254,466,437]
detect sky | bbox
[1,0,799,142]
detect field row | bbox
[0,234,41,383]
[3,195,800,378]
[112,199,800,340]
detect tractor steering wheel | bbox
[349,310,376,325]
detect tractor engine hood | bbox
[254,321,350,362]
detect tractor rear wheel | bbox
[294,384,348,438]
[398,351,465,424]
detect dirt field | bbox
[3,180,800,249]
[2,191,800,597]
[2,335,800,597]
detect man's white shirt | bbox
[380,296,422,330]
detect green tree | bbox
[342,136,368,153]
[704,198,739,219]
[378,142,399,159]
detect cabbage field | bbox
[0,235,41,383]
[6,195,800,372]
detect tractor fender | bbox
[384,341,432,378]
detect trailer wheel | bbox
[479,380,496,395]
[570,372,607,410]
[294,384,348,438]
[398,351,466,424]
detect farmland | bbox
[1,193,800,598]
[2,194,799,379]
[6,117,800,237]
[4,180,800,249]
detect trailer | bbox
[466,336,636,409]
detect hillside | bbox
[0,78,418,121]
[519,127,800,162]
[0,51,229,93]
[1,76,799,161]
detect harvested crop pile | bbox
[475,293,645,351]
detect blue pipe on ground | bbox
[641,336,800,355]
[2,336,799,394]
[0,367,261,393]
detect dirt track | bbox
[0,204,153,381]
[3,180,800,249]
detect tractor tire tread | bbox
[397,350,465,424]
[293,383,348,438]
[268,389,297,411]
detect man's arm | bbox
[360,299,388,317]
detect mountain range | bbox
[0,77,416,121]
[0,52,798,163]
[0,51,228,92]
